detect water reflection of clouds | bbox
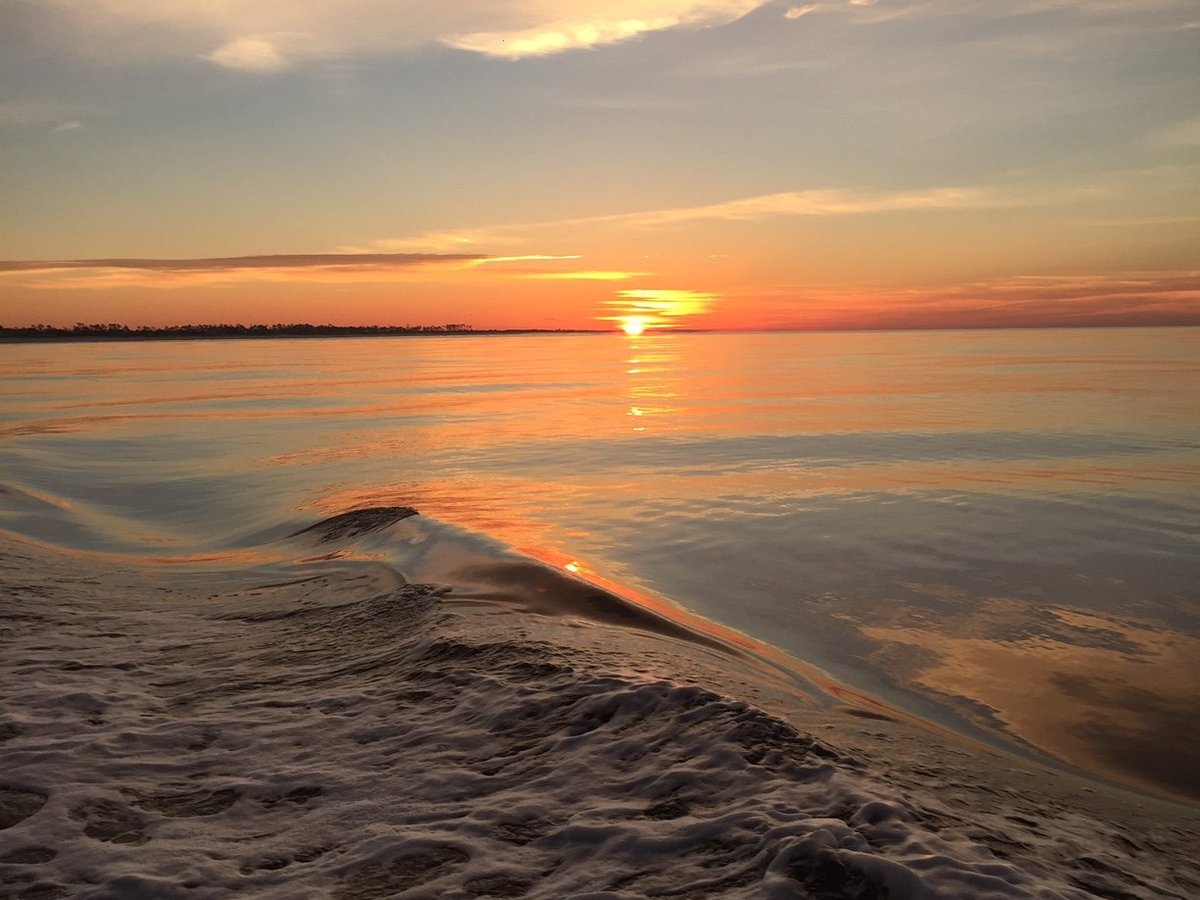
[859,599,1200,799]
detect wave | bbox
[0,508,1196,899]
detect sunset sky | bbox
[1,0,1198,331]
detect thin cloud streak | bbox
[368,184,1039,253]
[521,271,646,281]
[743,271,1200,331]
[0,253,484,273]
[471,255,583,265]
[0,253,647,291]
[0,253,488,290]
[842,0,1193,25]
[604,186,1013,227]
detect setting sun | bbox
[621,318,647,336]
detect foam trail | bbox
[1,510,1197,899]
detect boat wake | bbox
[0,508,1197,899]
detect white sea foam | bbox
[0,512,1197,899]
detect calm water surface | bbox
[2,328,1198,798]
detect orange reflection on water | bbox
[860,604,1200,799]
[17,330,1193,457]
[508,544,928,726]
[523,544,764,655]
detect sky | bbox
[1,0,1198,332]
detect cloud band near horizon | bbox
[0,253,486,274]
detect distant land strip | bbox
[0,323,600,342]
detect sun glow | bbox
[600,289,717,333]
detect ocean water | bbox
[9,515,1195,900]
[1,327,1198,802]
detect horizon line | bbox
[3,321,1198,341]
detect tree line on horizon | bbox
[0,322,478,340]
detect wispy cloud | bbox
[0,253,483,273]
[746,270,1200,330]
[471,254,582,265]
[0,253,486,289]
[0,252,654,291]
[521,270,646,281]
[24,0,1198,74]
[445,1,761,58]
[38,1,768,68]
[843,0,1193,22]
[205,37,289,72]
[360,231,525,254]
[366,184,1034,253]
[599,288,719,329]
[770,0,1198,32]
[598,186,1012,227]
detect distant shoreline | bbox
[0,325,603,344]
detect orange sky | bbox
[1,1,1198,331]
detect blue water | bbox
[1,328,1198,798]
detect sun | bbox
[620,318,647,336]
